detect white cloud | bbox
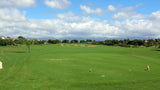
[0,8,160,40]
[149,11,160,36]
[57,12,100,22]
[44,0,72,10]
[57,12,80,22]
[112,6,146,20]
[120,6,135,12]
[112,12,146,20]
[108,5,116,12]
[0,8,26,21]
[0,0,36,8]
[79,5,146,20]
[150,11,160,21]
[80,5,105,15]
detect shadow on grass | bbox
[152,49,160,51]
[11,51,27,53]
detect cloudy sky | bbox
[0,0,160,40]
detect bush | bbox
[0,39,9,46]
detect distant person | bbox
[89,69,92,72]
[0,61,2,69]
[147,65,150,71]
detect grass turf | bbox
[0,45,160,90]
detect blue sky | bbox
[21,0,159,19]
[0,0,160,40]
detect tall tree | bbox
[26,40,31,53]
[158,39,160,48]
[155,39,159,48]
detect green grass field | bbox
[0,45,160,90]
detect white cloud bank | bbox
[0,8,160,40]
[44,0,72,10]
[0,0,36,8]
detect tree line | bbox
[0,36,47,46]
[47,39,160,48]
[0,36,160,48]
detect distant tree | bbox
[48,39,54,44]
[116,39,131,47]
[158,39,160,48]
[97,41,104,45]
[155,39,159,48]
[80,40,86,43]
[112,40,119,45]
[70,40,78,43]
[54,39,61,44]
[62,39,69,43]
[93,41,104,45]
[86,39,92,42]
[145,39,154,47]
[15,36,27,45]
[92,40,96,44]
[128,39,145,46]
[48,39,61,44]
[14,39,18,44]
[127,40,134,45]
[39,40,47,45]
[105,40,113,45]
[7,39,14,45]
[123,39,130,45]
[18,36,25,39]
[137,40,145,46]
[31,39,39,45]
[119,40,123,44]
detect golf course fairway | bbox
[0,45,160,90]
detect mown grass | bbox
[0,45,160,90]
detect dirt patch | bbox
[61,44,64,46]
[80,45,96,47]
[87,45,96,47]
[81,45,86,47]
[74,44,79,46]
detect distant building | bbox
[145,40,148,43]
[86,42,92,44]
[0,36,16,41]
[6,37,15,41]
[0,36,5,39]
[44,41,48,44]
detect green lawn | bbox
[0,45,160,90]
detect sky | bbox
[0,0,160,40]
